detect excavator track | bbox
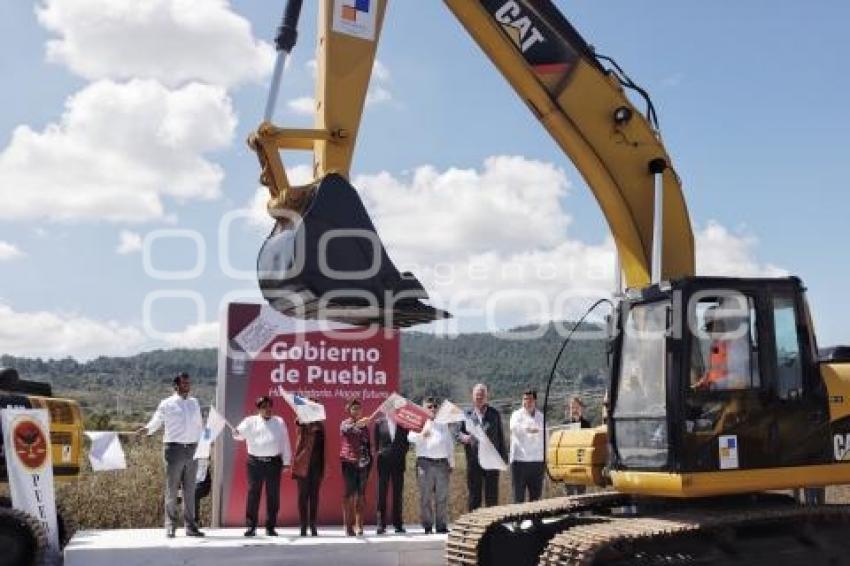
[448,493,850,566]
[538,501,850,566]
[446,492,629,566]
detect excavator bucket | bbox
[257,173,450,328]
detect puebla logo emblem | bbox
[12,417,49,471]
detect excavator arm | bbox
[250,0,694,327]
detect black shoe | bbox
[300,526,307,537]
[186,528,205,537]
[424,526,433,535]
[310,526,318,537]
[376,525,386,535]
[436,527,449,534]
[244,528,256,537]
[166,527,176,539]
[394,526,406,534]
[266,527,278,537]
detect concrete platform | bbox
[64,526,447,566]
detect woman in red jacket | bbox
[339,399,372,536]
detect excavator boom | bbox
[251,0,694,328]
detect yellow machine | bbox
[1,368,83,564]
[250,1,850,563]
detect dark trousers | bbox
[163,443,198,530]
[194,474,211,523]
[246,455,282,529]
[511,461,544,503]
[377,456,404,528]
[467,460,499,511]
[296,469,322,529]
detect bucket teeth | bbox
[257,173,450,328]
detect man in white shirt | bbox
[233,395,292,537]
[408,397,454,534]
[509,389,545,503]
[136,372,205,538]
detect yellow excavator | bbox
[250,1,850,564]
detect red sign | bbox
[213,304,399,527]
[385,396,431,433]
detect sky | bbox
[0,0,848,360]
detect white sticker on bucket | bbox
[718,435,739,470]
[234,306,285,358]
[332,0,378,41]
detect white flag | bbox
[465,417,508,471]
[379,393,406,414]
[435,399,465,424]
[1,408,60,557]
[85,432,127,471]
[194,406,228,459]
[282,392,326,423]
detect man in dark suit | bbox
[374,413,409,534]
[457,383,507,511]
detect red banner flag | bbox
[380,393,431,433]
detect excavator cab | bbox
[606,276,850,497]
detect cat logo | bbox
[494,1,546,53]
[833,433,850,461]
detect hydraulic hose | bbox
[542,298,614,481]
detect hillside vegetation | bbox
[1,322,609,422]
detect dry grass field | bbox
[3,438,564,531]
[4,439,846,533]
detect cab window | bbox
[772,294,803,400]
[613,301,669,468]
[690,294,760,391]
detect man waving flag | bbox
[282,392,326,423]
[437,399,507,471]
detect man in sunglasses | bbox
[408,397,454,534]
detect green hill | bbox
[1,322,609,424]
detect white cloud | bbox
[0,242,25,261]
[354,156,571,265]
[0,79,236,223]
[366,84,392,106]
[286,58,392,115]
[116,230,142,254]
[0,303,220,360]
[287,96,315,116]
[661,73,684,88]
[161,321,220,349]
[372,60,390,82]
[0,303,147,360]
[366,59,392,107]
[36,0,274,88]
[339,157,784,331]
[695,220,787,278]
